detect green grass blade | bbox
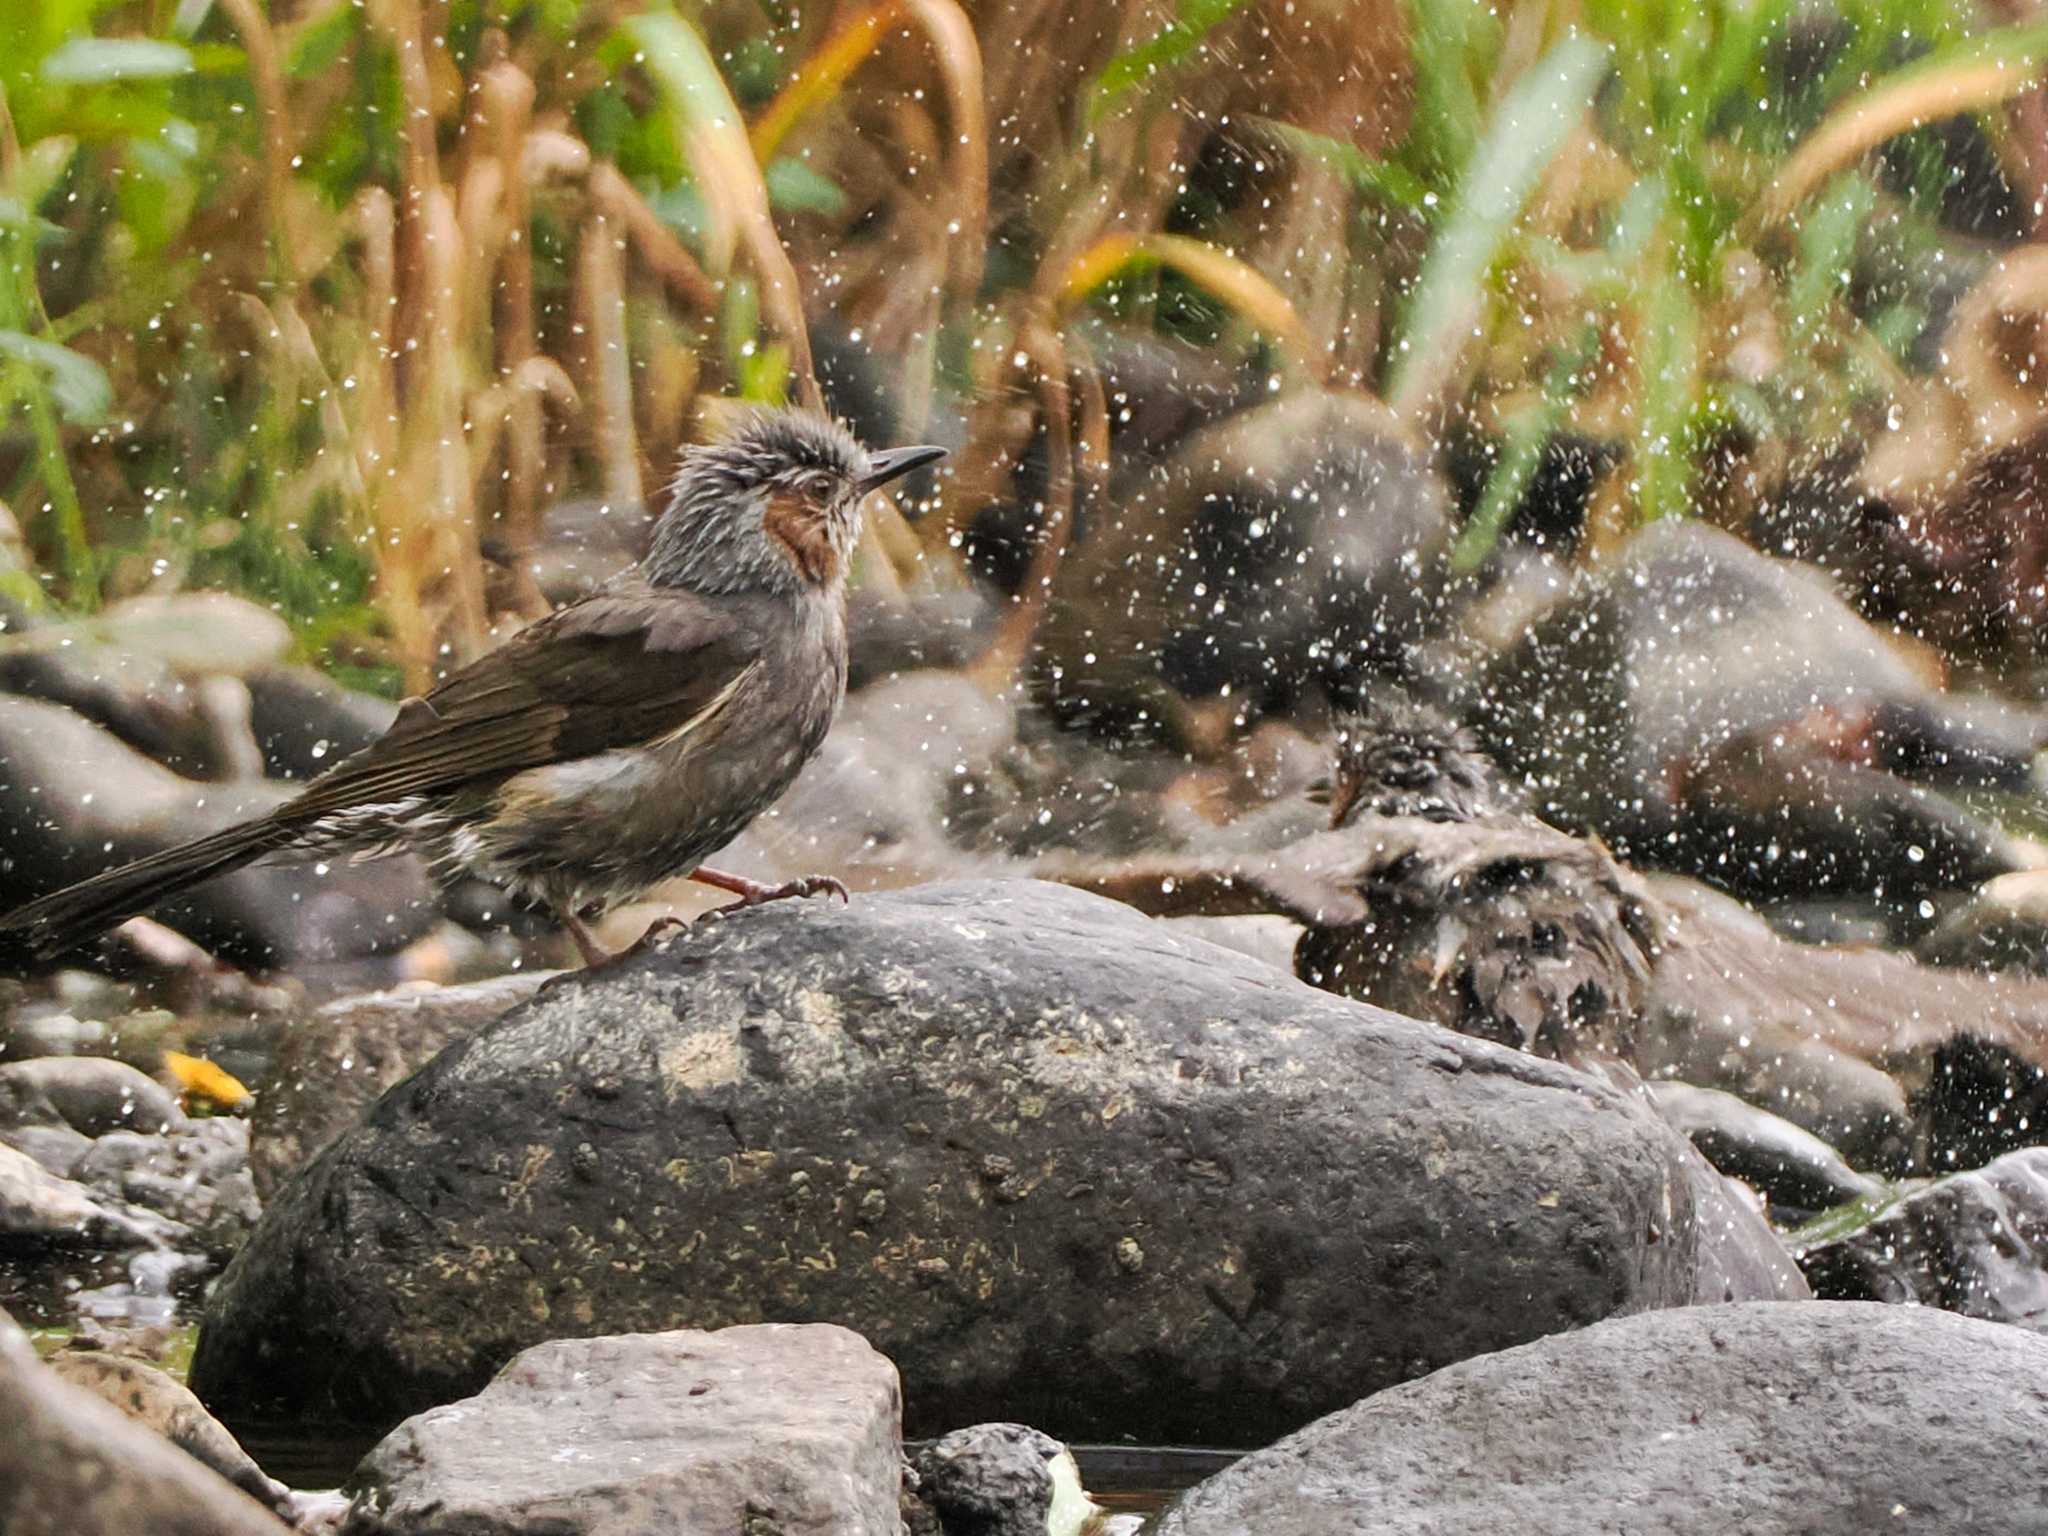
[1452,324,1601,573]
[0,330,111,423]
[1633,254,1701,523]
[1088,0,1249,123]
[40,38,194,85]
[1253,119,1433,210]
[1387,32,1612,418]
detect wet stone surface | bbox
[192,879,1780,1449]
[1797,1146,2048,1330]
[1154,1302,2048,1536]
[339,1324,903,1536]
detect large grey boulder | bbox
[1155,1301,2048,1535]
[249,972,556,1201]
[1475,519,2038,900]
[340,1324,902,1536]
[192,881,1790,1447]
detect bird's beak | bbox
[859,444,947,494]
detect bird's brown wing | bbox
[284,586,761,824]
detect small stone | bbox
[1115,1236,1144,1274]
[341,1325,901,1536]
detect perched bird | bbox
[0,410,944,967]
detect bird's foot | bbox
[689,866,849,914]
[562,913,616,969]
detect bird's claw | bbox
[711,874,849,916]
[628,913,691,952]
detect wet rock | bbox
[0,1055,186,1136]
[1474,519,2042,904]
[0,1122,94,1179]
[1674,722,2020,904]
[525,496,654,605]
[89,593,295,679]
[47,1350,292,1513]
[910,1423,1101,1536]
[243,666,397,783]
[1067,703,2048,1175]
[715,672,1022,899]
[0,697,440,968]
[1,1007,114,1058]
[339,1324,902,1536]
[1797,1146,2048,1330]
[1038,390,1452,734]
[1635,872,2048,1172]
[1660,1135,1810,1304]
[1160,915,1302,974]
[1650,1080,1886,1218]
[74,1119,260,1258]
[1154,1302,2048,1536]
[1917,868,2048,973]
[0,1306,292,1536]
[250,972,556,1202]
[193,880,1777,1447]
[0,641,259,782]
[845,588,998,692]
[0,1141,161,1246]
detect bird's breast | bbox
[479,593,846,898]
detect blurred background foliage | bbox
[2,0,2047,694]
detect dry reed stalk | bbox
[214,0,294,283]
[588,163,719,313]
[1759,42,2048,225]
[411,184,488,677]
[578,210,646,512]
[368,0,448,369]
[629,304,698,490]
[350,187,401,498]
[480,62,544,568]
[751,3,909,162]
[466,356,578,507]
[967,316,1075,692]
[902,0,987,297]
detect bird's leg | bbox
[561,911,615,968]
[687,865,850,912]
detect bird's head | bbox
[645,408,945,597]
[1320,694,1516,827]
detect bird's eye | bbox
[802,470,837,500]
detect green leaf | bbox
[173,0,218,37]
[1452,324,1601,573]
[738,341,791,404]
[1403,0,1498,185]
[1787,172,1875,340]
[624,11,746,136]
[1255,120,1432,211]
[1088,0,1248,123]
[1388,31,1612,416]
[285,2,360,80]
[1633,255,1701,524]
[0,331,113,424]
[764,156,847,216]
[40,38,195,85]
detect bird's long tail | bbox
[0,817,299,964]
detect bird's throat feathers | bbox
[761,487,843,587]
